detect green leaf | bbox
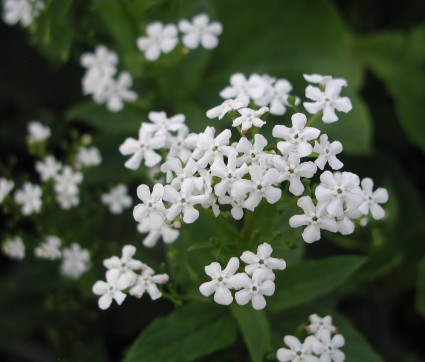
[416,256,425,318]
[268,255,366,312]
[123,303,237,362]
[351,25,425,153]
[231,305,271,362]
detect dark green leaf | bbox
[416,256,425,318]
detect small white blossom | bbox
[166,126,195,163]
[306,314,337,335]
[160,157,200,189]
[256,79,299,116]
[277,335,319,362]
[304,79,352,123]
[80,45,118,74]
[14,182,42,215]
[236,134,273,167]
[313,329,345,362]
[143,111,186,147]
[0,177,14,203]
[289,196,339,243]
[211,155,249,197]
[2,0,44,27]
[303,73,333,88]
[234,269,276,310]
[129,266,169,300]
[54,166,83,195]
[240,242,286,280]
[355,177,389,220]
[27,121,50,142]
[101,184,132,214]
[232,106,269,132]
[133,184,167,229]
[220,73,267,100]
[273,113,320,157]
[136,22,178,61]
[34,235,62,260]
[76,146,102,167]
[103,245,145,285]
[137,218,180,248]
[313,134,343,170]
[2,236,25,260]
[60,243,90,279]
[199,257,243,305]
[92,269,129,310]
[218,195,246,220]
[178,13,223,49]
[35,155,62,181]
[206,95,250,120]
[56,191,80,210]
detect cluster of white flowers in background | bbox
[137,13,222,61]
[277,314,345,362]
[101,184,133,214]
[2,233,90,279]
[92,245,169,310]
[80,45,137,112]
[2,0,44,28]
[199,242,285,309]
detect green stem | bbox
[239,199,266,242]
[196,206,239,239]
[306,111,323,127]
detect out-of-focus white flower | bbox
[60,243,90,279]
[232,106,269,132]
[289,196,339,243]
[0,177,14,203]
[103,245,145,285]
[36,155,62,181]
[206,95,250,120]
[129,266,169,300]
[306,314,337,335]
[304,78,352,123]
[80,45,118,75]
[220,73,267,100]
[136,22,178,61]
[178,13,223,49]
[76,146,102,167]
[240,242,286,280]
[256,79,299,116]
[2,236,25,260]
[54,166,83,195]
[2,0,44,28]
[14,182,42,215]
[313,134,343,170]
[355,177,389,220]
[34,235,62,260]
[56,191,80,210]
[303,73,333,88]
[92,269,129,310]
[101,184,132,214]
[27,121,50,142]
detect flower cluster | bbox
[2,0,44,28]
[92,245,169,310]
[1,234,91,279]
[80,45,137,112]
[137,13,222,61]
[277,314,345,362]
[199,242,286,310]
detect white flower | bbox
[0,177,14,203]
[35,155,62,181]
[34,235,62,260]
[315,171,363,217]
[179,13,223,49]
[220,73,267,100]
[232,106,269,132]
[313,330,345,362]
[56,191,80,210]
[313,134,343,170]
[256,79,299,116]
[218,195,246,220]
[160,157,200,189]
[137,218,180,248]
[2,0,44,27]
[236,133,273,167]
[103,245,145,286]
[101,184,132,214]
[240,242,286,280]
[277,335,319,362]
[136,22,178,61]
[14,182,42,215]
[206,95,250,120]
[2,236,25,260]
[234,269,276,310]
[199,257,243,305]
[289,196,339,243]
[54,166,83,195]
[303,73,333,88]
[133,183,167,229]
[211,155,249,197]
[80,45,118,74]
[355,177,389,220]
[163,180,206,224]
[306,314,337,335]
[60,243,90,279]
[82,67,114,98]
[166,126,195,163]
[119,124,164,170]
[143,111,186,147]
[76,146,102,167]
[336,207,361,235]
[273,113,320,157]
[27,121,50,142]
[273,152,317,196]
[92,269,129,310]
[304,79,352,123]
[129,266,169,300]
